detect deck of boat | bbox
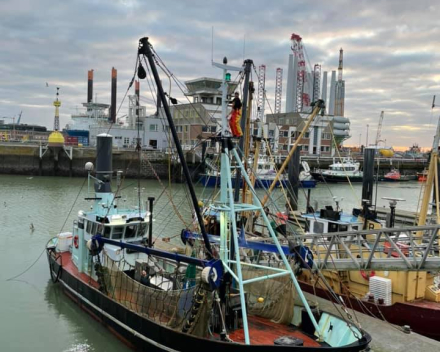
[228,315,322,347]
[57,251,324,348]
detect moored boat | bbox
[382,168,416,182]
[45,37,371,352]
[311,158,363,183]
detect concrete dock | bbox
[305,293,440,352]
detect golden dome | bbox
[48,131,65,146]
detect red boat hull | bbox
[299,281,440,340]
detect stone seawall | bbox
[0,144,189,181]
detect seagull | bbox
[30,223,35,231]
[46,82,49,87]
[4,201,6,207]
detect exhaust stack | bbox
[110,67,117,123]
[95,133,113,193]
[87,70,94,103]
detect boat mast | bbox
[417,115,440,241]
[138,37,213,258]
[234,59,253,202]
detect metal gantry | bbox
[295,225,440,271]
[274,68,283,114]
[312,64,321,103]
[211,60,323,344]
[256,64,266,122]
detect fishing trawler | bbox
[46,37,371,351]
[200,155,316,188]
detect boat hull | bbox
[199,175,316,189]
[299,280,440,341]
[310,173,363,183]
[47,250,369,351]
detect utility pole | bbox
[366,124,369,146]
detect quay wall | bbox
[0,144,189,181]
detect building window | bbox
[210,126,217,133]
[216,97,222,105]
[282,131,289,137]
[149,124,158,132]
[283,144,288,151]
[304,145,309,151]
[305,132,310,138]
[326,146,330,152]
[321,146,324,152]
[268,130,274,137]
[149,140,157,148]
[124,137,130,145]
[202,126,208,132]
[184,125,189,132]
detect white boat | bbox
[311,157,363,183]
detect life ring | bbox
[73,235,79,249]
[360,270,375,280]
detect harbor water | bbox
[0,175,432,351]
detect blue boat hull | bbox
[199,175,316,189]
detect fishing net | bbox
[242,266,296,325]
[100,254,211,337]
[98,252,296,337]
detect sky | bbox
[1,0,439,150]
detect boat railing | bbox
[295,224,440,271]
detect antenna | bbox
[243,34,245,61]
[211,26,214,63]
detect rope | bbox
[6,177,88,282]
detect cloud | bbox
[0,0,438,148]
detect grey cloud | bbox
[0,0,438,148]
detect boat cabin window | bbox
[125,224,137,239]
[103,225,111,238]
[352,226,358,231]
[138,223,147,237]
[328,223,339,233]
[112,226,124,240]
[86,221,92,234]
[339,225,348,232]
[312,221,324,233]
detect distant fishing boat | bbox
[382,168,416,182]
[311,157,363,183]
[200,156,316,188]
[417,169,428,182]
